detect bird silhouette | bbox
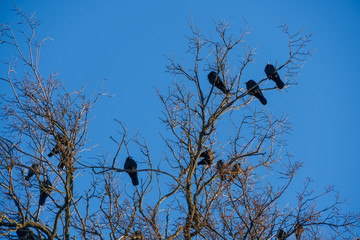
[246,80,267,105]
[276,228,287,240]
[124,157,139,186]
[25,163,39,181]
[265,63,284,89]
[48,133,67,157]
[39,177,52,206]
[16,227,36,240]
[208,71,229,94]
[198,149,214,166]
[229,163,242,181]
[216,160,226,181]
[294,223,304,240]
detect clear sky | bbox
[1,0,359,219]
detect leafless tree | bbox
[0,6,102,240]
[0,7,359,240]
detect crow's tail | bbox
[221,87,229,94]
[272,74,284,89]
[257,95,267,105]
[131,175,139,186]
[39,196,46,206]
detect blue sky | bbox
[1,0,359,219]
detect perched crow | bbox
[246,80,267,105]
[294,223,304,240]
[124,157,139,186]
[216,160,226,181]
[198,149,214,166]
[39,178,52,206]
[276,228,287,240]
[25,163,39,181]
[229,163,242,181]
[16,227,36,240]
[131,230,145,240]
[265,63,284,89]
[48,133,67,157]
[208,71,229,94]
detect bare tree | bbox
[0,7,102,240]
[0,8,359,240]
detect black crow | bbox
[265,63,284,89]
[124,157,139,186]
[208,71,229,94]
[216,160,226,181]
[277,228,287,240]
[246,80,267,105]
[229,163,242,181]
[131,230,145,240]
[294,223,304,240]
[198,149,214,166]
[16,227,36,240]
[48,133,67,157]
[39,177,52,206]
[25,163,39,181]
